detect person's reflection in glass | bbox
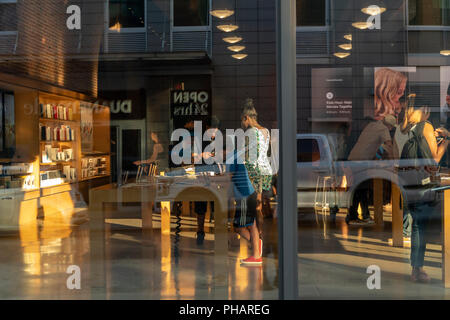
[192,117,221,245]
[345,115,396,225]
[401,107,449,283]
[134,131,163,166]
[440,84,450,168]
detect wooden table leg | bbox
[206,201,212,222]
[391,183,403,247]
[160,230,172,298]
[442,190,450,288]
[213,200,229,299]
[182,201,190,216]
[373,179,383,225]
[142,201,153,245]
[161,201,171,235]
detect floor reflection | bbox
[298,207,450,299]
[2,202,448,299]
[0,205,279,299]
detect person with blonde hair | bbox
[233,98,272,265]
[401,107,449,283]
[374,68,408,120]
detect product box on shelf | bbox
[0,176,11,187]
[40,170,65,187]
[3,163,33,175]
[40,103,74,121]
[42,145,74,163]
[40,125,74,142]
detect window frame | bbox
[170,0,212,32]
[107,0,147,34]
[295,0,330,32]
[407,0,450,29]
[297,138,322,163]
[0,0,18,54]
[406,0,450,57]
[0,0,17,32]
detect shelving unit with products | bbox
[0,77,111,229]
[0,161,37,192]
[38,92,81,188]
[79,102,111,181]
[77,102,111,203]
[80,154,110,181]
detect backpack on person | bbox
[400,121,434,165]
[399,121,438,205]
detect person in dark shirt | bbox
[192,117,221,245]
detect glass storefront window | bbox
[0,0,281,301]
[297,0,450,299]
[2,0,450,304]
[409,0,450,26]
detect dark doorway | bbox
[121,129,141,179]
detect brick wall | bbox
[0,0,104,97]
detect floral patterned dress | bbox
[244,127,273,193]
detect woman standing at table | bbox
[401,107,449,282]
[134,131,163,166]
[234,99,272,265]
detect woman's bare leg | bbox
[235,227,251,242]
[249,221,261,258]
[256,193,264,238]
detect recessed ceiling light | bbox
[440,50,450,56]
[210,9,234,19]
[217,24,239,32]
[344,34,352,41]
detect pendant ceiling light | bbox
[223,36,243,44]
[352,22,370,30]
[338,43,352,51]
[210,9,234,19]
[232,53,248,60]
[361,6,386,15]
[334,52,351,59]
[440,50,450,56]
[217,24,239,32]
[228,45,246,52]
[344,34,352,41]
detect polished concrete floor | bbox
[0,204,449,299]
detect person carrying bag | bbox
[400,107,449,283]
